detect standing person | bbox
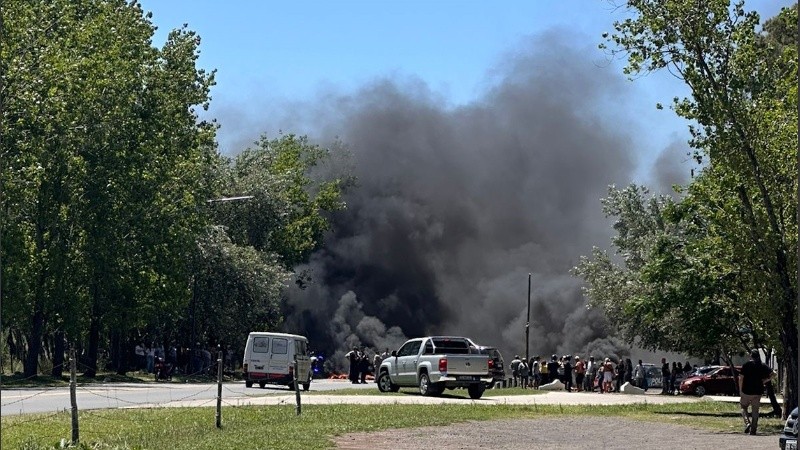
[668,362,678,394]
[540,360,549,385]
[585,356,596,392]
[634,359,648,391]
[739,350,773,435]
[358,349,369,384]
[547,355,559,386]
[372,351,383,383]
[574,356,585,392]
[660,358,671,395]
[146,344,155,374]
[345,346,360,384]
[602,358,614,393]
[531,356,541,389]
[135,342,146,372]
[684,360,693,376]
[510,355,522,387]
[624,358,633,385]
[563,355,573,392]
[615,359,625,393]
[519,359,529,389]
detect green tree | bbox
[222,134,349,268]
[1,0,217,377]
[596,1,797,413]
[187,135,350,346]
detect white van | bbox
[242,332,312,390]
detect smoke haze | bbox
[268,32,651,371]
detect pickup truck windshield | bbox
[432,339,470,354]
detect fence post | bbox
[294,359,301,416]
[70,346,79,444]
[216,346,223,428]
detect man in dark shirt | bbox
[739,349,773,435]
[660,358,670,394]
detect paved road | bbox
[0,378,376,416]
[2,379,764,416]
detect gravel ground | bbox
[333,416,778,449]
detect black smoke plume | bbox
[278,33,643,372]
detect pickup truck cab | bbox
[376,336,494,399]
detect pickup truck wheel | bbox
[418,372,434,396]
[377,371,398,393]
[467,383,485,399]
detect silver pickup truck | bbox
[376,336,494,399]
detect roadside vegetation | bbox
[0,402,783,450]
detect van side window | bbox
[272,338,288,355]
[253,337,270,353]
[295,340,307,355]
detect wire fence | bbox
[0,349,307,447]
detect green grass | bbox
[1,401,784,450]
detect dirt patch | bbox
[333,416,776,449]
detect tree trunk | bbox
[112,331,127,375]
[83,297,101,378]
[23,307,44,378]
[51,330,65,378]
[781,319,798,418]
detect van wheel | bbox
[259,381,266,389]
[245,380,253,388]
[377,371,399,392]
[468,383,485,399]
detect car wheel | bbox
[419,372,433,396]
[245,380,253,388]
[378,371,398,392]
[259,381,266,389]
[695,385,706,397]
[468,383,485,399]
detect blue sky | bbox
[139,0,793,182]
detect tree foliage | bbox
[584,0,797,414]
[1,0,217,376]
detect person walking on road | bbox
[739,349,773,435]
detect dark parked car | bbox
[779,407,798,450]
[679,366,740,396]
[474,346,505,386]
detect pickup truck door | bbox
[395,340,422,385]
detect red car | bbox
[679,366,740,396]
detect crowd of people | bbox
[345,346,389,384]
[506,354,697,394]
[133,341,236,378]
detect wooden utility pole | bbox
[216,346,223,428]
[70,347,79,444]
[525,273,531,365]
